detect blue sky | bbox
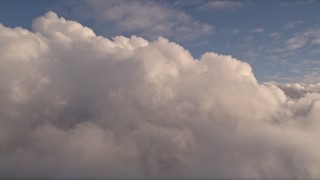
[1,0,320,83]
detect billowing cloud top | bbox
[1,12,320,178]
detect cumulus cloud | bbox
[1,12,320,178]
[276,82,320,99]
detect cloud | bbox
[64,0,214,41]
[286,35,309,51]
[277,0,317,7]
[230,28,240,35]
[277,3,290,7]
[200,1,243,10]
[295,0,318,5]
[264,25,320,55]
[245,35,254,41]
[276,83,320,99]
[286,26,320,50]
[250,27,265,33]
[269,32,281,39]
[1,12,320,178]
[284,20,303,30]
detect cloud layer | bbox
[1,12,320,178]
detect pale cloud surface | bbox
[0,1,320,179]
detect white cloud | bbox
[245,35,254,41]
[286,35,309,50]
[230,28,240,35]
[295,0,317,5]
[266,25,320,54]
[1,12,320,178]
[250,27,265,33]
[66,1,214,41]
[286,26,320,50]
[284,20,303,30]
[277,3,290,7]
[269,32,281,39]
[200,1,243,10]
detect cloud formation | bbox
[1,12,320,179]
[65,0,214,41]
[286,26,320,50]
[284,20,303,30]
[230,28,240,35]
[250,27,265,33]
[200,1,243,11]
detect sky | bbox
[2,0,320,179]
[1,0,320,83]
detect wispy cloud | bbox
[275,1,317,8]
[264,25,320,56]
[63,1,214,41]
[250,27,264,33]
[230,28,240,35]
[286,26,320,50]
[199,1,243,11]
[286,35,309,51]
[295,0,318,5]
[266,71,320,83]
[268,32,281,39]
[245,35,254,41]
[277,3,290,7]
[284,20,303,30]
